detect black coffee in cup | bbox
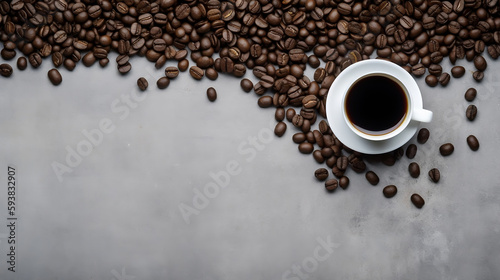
[345,75,408,135]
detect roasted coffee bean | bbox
[157,77,170,89]
[82,52,96,67]
[474,55,487,71]
[205,68,218,80]
[383,185,397,198]
[16,57,27,71]
[408,162,420,178]
[451,66,465,78]
[313,150,324,164]
[411,193,425,209]
[292,132,306,144]
[439,72,450,86]
[425,75,438,87]
[1,49,16,60]
[337,156,349,171]
[116,55,129,66]
[466,104,477,121]
[257,96,273,108]
[292,114,304,128]
[406,144,417,159]
[411,63,426,76]
[206,87,217,102]
[325,179,338,192]
[165,66,179,79]
[99,59,109,68]
[285,109,296,122]
[28,53,42,68]
[365,171,379,186]
[428,168,440,183]
[189,66,204,80]
[47,69,62,85]
[118,62,132,74]
[177,59,189,72]
[473,71,484,82]
[465,88,477,101]
[417,128,430,144]
[240,78,253,92]
[315,168,329,181]
[298,142,314,154]
[428,64,443,76]
[440,143,455,156]
[274,122,287,137]
[351,158,367,173]
[137,77,148,91]
[260,75,274,88]
[275,108,285,122]
[466,135,480,151]
[331,166,345,178]
[339,176,349,190]
[0,63,13,77]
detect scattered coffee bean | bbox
[47,69,62,85]
[205,68,218,80]
[157,77,170,89]
[257,96,273,108]
[0,63,13,77]
[406,144,417,159]
[165,66,179,79]
[417,128,430,144]
[474,55,487,71]
[425,75,438,87]
[28,53,42,68]
[298,142,314,154]
[408,162,420,178]
[315,168,329,181]
[206,87,217,102]
[439,72,450,86]
[466,135,480,151]
[189,66,204,80]
[118,62,132,74]
[383,185,397,198]
[451,66,465,78]
[473,71,484,82]
[365,171,379,186]
[240,79,253,92]
[464,88,477,102]
[274,122,287,137]
[177,59,189,72]
[440,143,455,156]
[339,176,349,189]
[82,52,96,67]
[137,77,148,91]
[16,57,27,71]
[325,179,338,192]
[411,193,425,209]
[275,108,285,122]
[466,105,477,121]
[428,168,440,183]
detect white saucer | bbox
[325,60,421,154]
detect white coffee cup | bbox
[335,59,433,141]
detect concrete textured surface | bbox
[0,53,499,280]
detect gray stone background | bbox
[0,52,499,280]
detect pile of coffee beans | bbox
[0,0,493,209]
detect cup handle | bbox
[412,108,433,123]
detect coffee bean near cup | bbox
[326,59,433,153]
